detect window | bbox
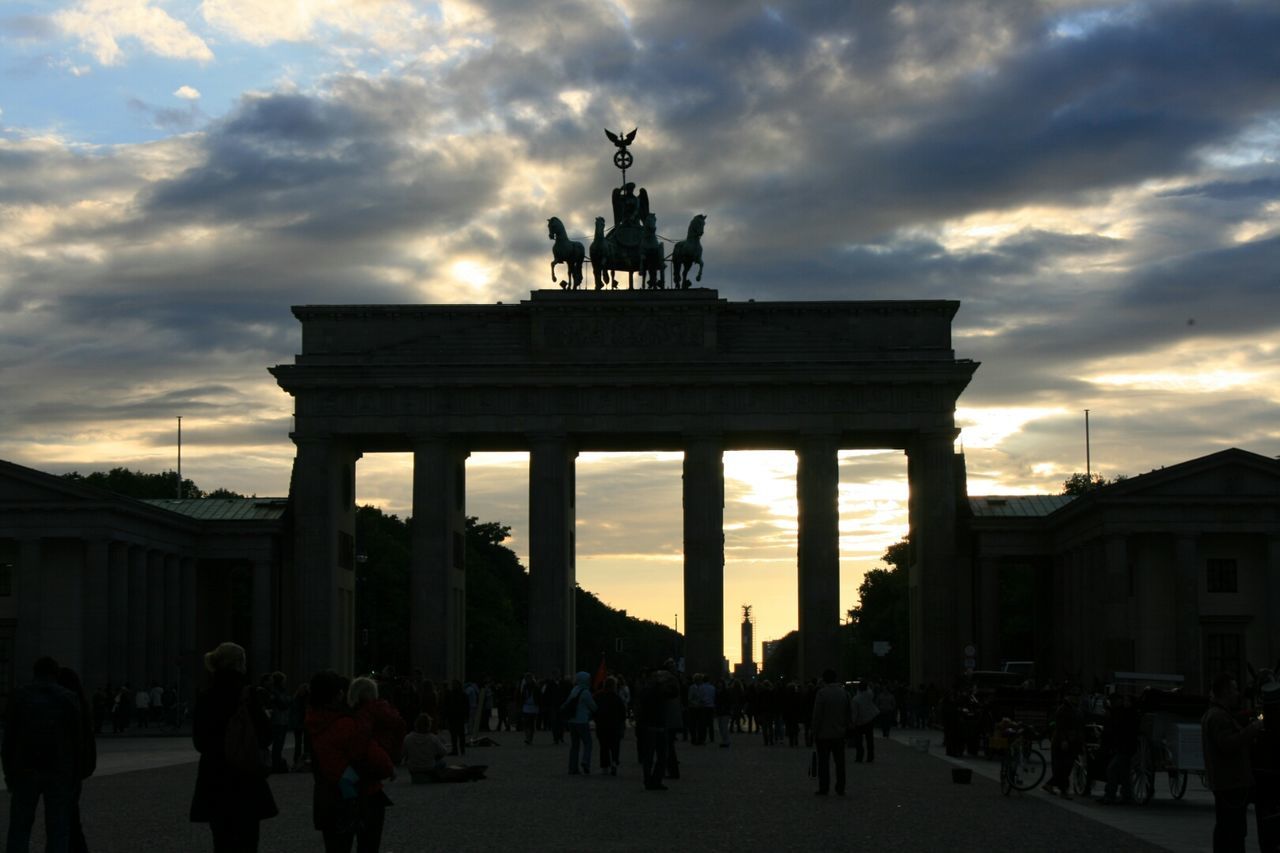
[1206,558,1238,593]
[1205,633,1242,688]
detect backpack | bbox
[558,691,581,723]
[224,688,271,777]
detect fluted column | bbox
[411,439,470,682]
[146,550,165,686]
[108,541,130,686]
[683,435,724,678]
[528,435,576,678]
[797,435,841,682]
[83,539,112,689]
[163,554,181,687]
[15,538,43,677]
[1174,535,1200,690]
[977,554,1001,670]
[289,436,359,680]
[906,431,958,688]
[250,558,272,678]
[128,545,147,690]
[180,557,197,698]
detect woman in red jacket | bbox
[305,672,395,853]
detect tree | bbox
[1061,472,1126,495]
[845,538,910,682]
[62,467,204,499]
[206,487,248,499]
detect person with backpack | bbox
[188,642,278,852]
[561,671,598,775]
[3,655,83,853]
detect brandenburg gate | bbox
[270,289,978,687]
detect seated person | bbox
[403,714,485,783]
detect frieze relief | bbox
[536,312,708,354]
[294,381,954,422]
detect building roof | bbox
[141,497,288,521]
[968,494,1074,517]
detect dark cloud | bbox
[0,14,58,39]
[4,0,1280,513]
[128,98,203,133]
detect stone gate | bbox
[270,289,977,685]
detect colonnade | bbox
[9,537,208,690]
[288,429,961,687]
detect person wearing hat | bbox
[1251,680,1280,853]
[1202,672,1263,853]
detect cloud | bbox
[53,0,213,65]
[200,0,424,50]
[5,0,1280,656]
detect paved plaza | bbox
[1,725,1232,852]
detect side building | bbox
[0,459,287,708]
[962,448,1280,692]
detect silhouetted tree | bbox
[844,538,910,682]
[1061,472,1126,495]
[205,487,248,498]
[62,467,204,499]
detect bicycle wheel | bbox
[1169,770,1188,799]
[1010,747,1047,791]
[1130,756,1155,805]
[1070,754,1090,796]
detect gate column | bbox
[289,436,359,681]
[411,439,469,682]
[528,435,576,678]
[907,431,959,688]
[797,435,841,682]
[683,436,724,677]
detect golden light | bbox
[957,405,1067,448]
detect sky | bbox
[3,0,1279,669]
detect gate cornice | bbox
[270,291,978,452]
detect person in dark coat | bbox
[3,656,83,853]
[57,667,97,853]
[188,642,278,852]
[1097,693,1139,804]
[1251,680,1280,853]
[594,676,627,774]
[1044,693,1083,799]
[306,671,396,853]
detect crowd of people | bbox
[11,644,1279,853]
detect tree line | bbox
[63,467,680,681]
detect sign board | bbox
[873,641,891,657]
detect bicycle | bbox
[998,722,1048,795]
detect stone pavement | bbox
[2,727,1197,852]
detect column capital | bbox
[527,433,579,457]
[906,429,960,455]
[412,435,471,455]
